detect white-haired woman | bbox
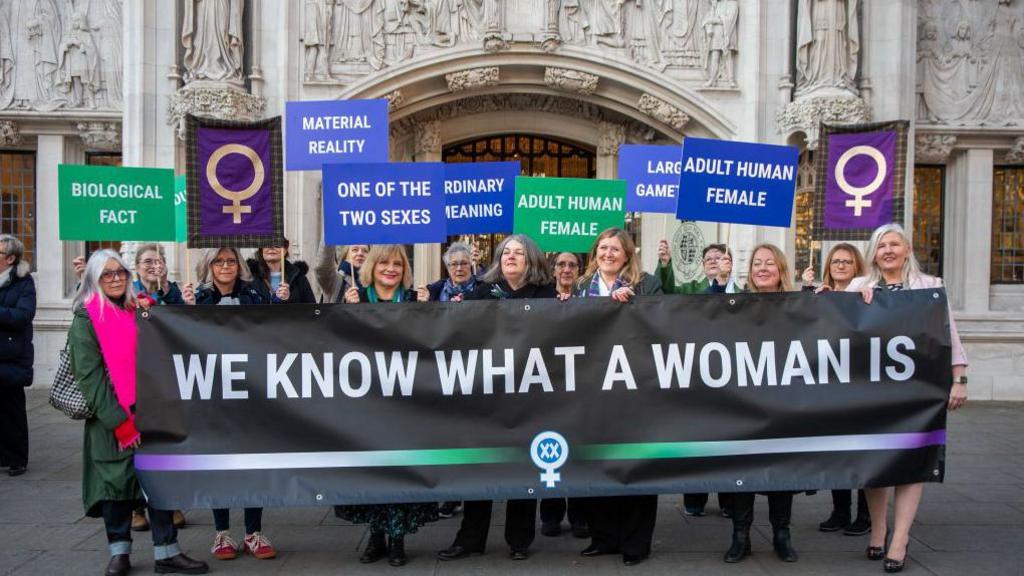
[848,223,968,573]
[417,242,479,302]
[183,247,279,561]
[69,250,207,576]
[438,234,556,562]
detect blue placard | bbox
[285,99,389,171]
[322,162,446,244]
[444,161,520,235]
[618,145,680,213]
[676,137,799,227]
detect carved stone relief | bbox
[917,0,1024,126]
[182,0,245,86]
[77,121,121,150]
[0,0,123,111]
[445,66,500,92]
[795,0,860,98]
[597,121,625,155]
[637,93,690,132]
[167,84,265,139]
[915,134,956,164]
[414,119,441,155]
[300,0,739,85]
[385,89,405,110]
[0,120,21,146]
[1005,137,1024,165]
[544,67,598,95]
[777,95,870,149]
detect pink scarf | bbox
[85,296,137,415]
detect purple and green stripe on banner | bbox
[134,430,945,472]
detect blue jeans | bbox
[102,500,179,560]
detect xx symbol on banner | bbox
[530,431,569,488]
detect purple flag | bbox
[824,130,897,229]
[198,127,273,236]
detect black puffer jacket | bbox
[246,259,316,304]
[0,263,36,387]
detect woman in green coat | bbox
[69,249,208,576]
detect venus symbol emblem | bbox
[531,431,569,488]
[834,145,887,217]
[206,143,265,224]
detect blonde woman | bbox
[726,243,799,564]
[847,223,967,573]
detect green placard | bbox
[513,176,626,252]
[59,164,176,241]
[174,174,187,243]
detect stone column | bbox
[596,121,624,180]
[946,149,993,313]
[35,135,66,304]
[413,120,443,287]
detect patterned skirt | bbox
[335,503,439,538]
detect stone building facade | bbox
[1,0,1022,398]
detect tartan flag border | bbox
[812,120,910,241]
[185,114,286,249]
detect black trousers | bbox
[831,489,869,518]
[730,492,793,532]
[453,499,536,551]
[586,495,658,556]
[540,498,586,526]
[683,492,734,512]
[0,385,28,467]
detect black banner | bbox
[135,291,952,510]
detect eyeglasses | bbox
[830,259,855,267]
[555,261,579,269]
[212,258,239,268]
[703,256,722,264]
[140,258,165,268]
[447,261,471,268]
[99,269,129,282]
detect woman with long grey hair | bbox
[438,234,556,562]
[69,250,207,576]
[848,223,967,573]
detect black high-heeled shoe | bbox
[866,545,885,561]
[883,541,908,573]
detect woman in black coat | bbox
[573,228,662,567]
[0,235,36,477]
[248,238,316,304]
[438,234,556,562]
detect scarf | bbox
[440,277,476,302]
[367,285,404,303]
[588,273,626,297]
[84,296,136,416]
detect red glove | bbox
[114,416,140,450]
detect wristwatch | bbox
[953,376,968,386]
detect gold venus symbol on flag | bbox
[834,145,887,217]
[206,143,265,224]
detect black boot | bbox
[105,554,130,576]
[723,530,751,563]
[360,532,387,564]
[388,536,407,567]
[773,528,799,562]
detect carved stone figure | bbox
[0,6,14,109]
[702,0,737,88]
[304,0,331,80]
[591,0,625,47]
[58,9,100,108]
[182,0,245,86]
[558,0,589,45]
[97,0,123,107]
[12,0,63,110]
[625,0,664,67]
[331,0,385,73]
[456,0,488,43]
[948,0,1024,125]
[659,0,700,67]
[796,0,859,96]
[383,0,429,64]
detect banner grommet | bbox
[524,304,531,311]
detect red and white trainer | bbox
[243,531,277,560]
[211,531,239,560]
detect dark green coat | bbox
[654,261,710,294]
[68,308,142,517]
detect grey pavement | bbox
[3,391,1023,576]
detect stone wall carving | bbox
[543,67,598,95]
[795,0,859,98]
[1005,137,1024,165]
[777,94,869,149]
[167,84,265,138]
[385,89,405,110]
[915,134,956,164]
[0,120,21,146]
[414,119,441,155]
[300,0,739,85]
[0,0,122,111]
[637,93,689,132]
[597,121,625,155]
[917,0,1024,127]
[445,66,500,92]
[77,121,121,150]
[182,0,245,86]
